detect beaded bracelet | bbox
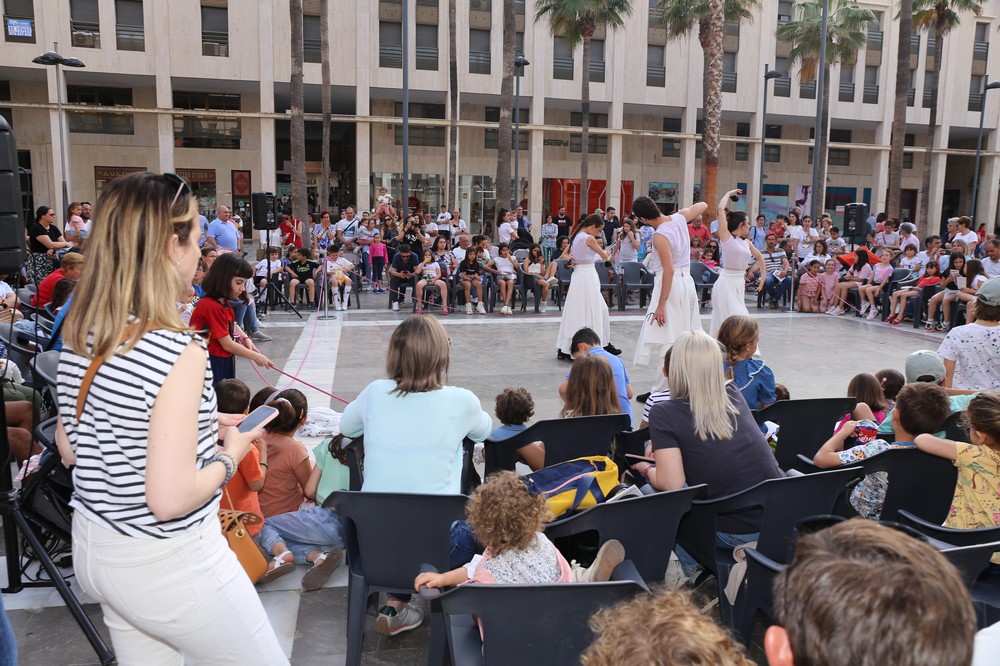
[210,452,237,486]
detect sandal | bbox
[302,549,344,591]
[259,550,295,584]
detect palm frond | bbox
[535,0,633,46]
[654,0,759,40]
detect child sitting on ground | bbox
[914,392,1000,564]
[875,368,905,412]
[814,382,951,519]
[797,260,823,312]
[491,387,535,440]
[817,258,841,312]
[216,379,267,545]
[414,471,625,589]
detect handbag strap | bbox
[75,322,147,420]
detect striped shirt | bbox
[761,251,786,274]
[57,329,220,539]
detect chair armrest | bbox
[417,563,444,600]
[795,454,821,472]
[744,547,782,574]
[897,510,941,533]
[609,560,650,592]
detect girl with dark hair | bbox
[555,215,621,359]
[926,251,967,330]
[709,190,766,337]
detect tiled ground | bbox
[1,288,947,665]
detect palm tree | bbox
[289,0,307,222]
[447,0,458,211]
[887,0,913,222]
[495,0,515,220]
[912,0,983,231]
[320,0,331,213]
[535,0,633,220]
[777,0,873,218]
[655,0,760,210]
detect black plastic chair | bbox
[752,398,858,471]
[483,414,632,475]
[911,285,940,328]
[617,261,654,311]
[690,261,714,304]
[899,510,1000,548]
[545,485,706,582]
[597,263,619,307]
[940,411,971,441]
[514,271,543,313]
[879,268,913,320]
[323,491,469,666]
[675,467,862,640]
[552,260,574,310]
[418,560,648,666]
[32,349,60,391]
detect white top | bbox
[325,257,353,273]
[617,232,639,263]
[571,232,600,264]
[499,221,516,244]
[648,214,690,274]
[974,622,1000,666]
[494,256,517,276]
[436,212,452,223]
[58,331,219,539]
[254,258,283,277]
[875,230,900,248]
[899,255,920,272]
[720,236,751,270]
[421,262,441,279]
[938,323,1000,390]
[377,194,393,206]
[955,231,979,247]
[453,218,468,234]
[527,261,542,275]
[425,221,438,233]
[983,256,1000,278]
[0,280,13,299]
[790,226,819,259]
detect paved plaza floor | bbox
[1,289,947,665]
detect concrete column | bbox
[607,134,623,213]
[529,128,544,232]
[356,121,371,211]
[748,110,763,214]
[356,0,372,210]
[43,68,66,217]
[258,1,276,192]
[977,153,998,236]
[606,29,625,213]
[151,0,174,174]
[870,122,891,214]
[927,144,948,234]
[679,108,697,209]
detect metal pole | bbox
[514,68,520,210]
[810,0,829,221]
[54,41,69,213]
[971,76,989,222]
[758,63,771,215]
[401,0,410,217]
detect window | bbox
[829,129,852,143]
[394,102,445,147]
[829,148,850,166]
[800,78,816,99]
[0,80,9,100]
[736,122,750,137]
[469,0,490,11]
[201,3,228,57]
[590,38,605,83]
[695,141,703,159]
[303,14,321,63]
[662,117,681,133]
[647,45,665,87]
[484,107,528,149]
[4,0,35,43]
[765,124,781,139]
[0,108,11,127]
[735,143,749,161]
[571,112,609,128]
[923,75,934,108]
[839,63,855,102]
[114,0,143,51]
[70,0,100,48]
[904,133,915,169]
[976,22,989,44]
[774,57,791,97]
[379,21,402,68]
[554,36,573,80]
[515,31,523,57]
[867,11,883,52]
[66,85,134,135]
[469,28,490,74]
[974,24,989,62]
[173,92,241,148]
[662,139,680,157]
[571,134,608,154]
[777,0,792,26]
[970,75,984,112]
[903,152,914,169]
[764,145,781,163]
[416,24,438,70]
[863,65,879,104]
[722,52,737,93]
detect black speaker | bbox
[251,191,277,230]
[0,116,26,275]
[843,202,868,238]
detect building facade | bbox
[1,0,999,235]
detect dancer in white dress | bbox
[555,215,621,359]
[710,189,767,337]
[631,196,708,393]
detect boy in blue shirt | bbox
[560,328,633,421]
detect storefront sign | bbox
[176,168,217,184]
[94,165,146,180]
[543,139,568,146]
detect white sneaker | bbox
[391,302,399,311]
[540,302,547,313]
[465,302,473,314]
[547,277,559,286]
[859,302,871,315]
[476,302,487,315]
[832,307,845,316]
[867,310,879,320]
[504,305,512,315]
[374,603,425,637]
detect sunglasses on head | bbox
[163,172,192,207]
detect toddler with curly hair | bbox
[414,471,624,588]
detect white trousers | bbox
[72,513,288,666]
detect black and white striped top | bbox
[57,329,220,539]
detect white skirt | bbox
[709,268,752,337]
[556,263,611,354]
[634,268,702,366]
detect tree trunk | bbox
[447,0,458,210]
[918,26,942,237]
[495,0,516,229]
[320,0,331,215]
[887,0,912,222]
[816,65,831,217]
[580,36,591,219]
[290,0,308,222]
[701,0,725,209]
[699,20,710,206]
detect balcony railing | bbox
[589,60,605,83]
[777,13,790,27]
[800,81,816,99]
[415,45,438,70]
[554,56,574,80]
[469,51,490,74]
[867,30,883,52]
[304,37,321,63]
[974,41,989,62]
[70,20,101,48]
[3,15,35,43]
[116,23,143,51]
[923,87,935,109]
[863,83,879,104]
[648,4,664,23]
[838,82,855,102]
[646,64,665,87]
[970,92,983,113]
[910,34,920,56]
[722,71,737,93]
[379,43,402,68]
[907,88,915,106]
[774,76,791,97]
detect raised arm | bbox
[717,189,740,244]
[677,201,709,223]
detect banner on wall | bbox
[648,182,678,205]
[794,185,812,215]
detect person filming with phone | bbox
[55,172,288,664]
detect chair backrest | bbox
[854,448,957,524]
[484,414,632,475]
[755,397,858,471]
[33,350,60,391]
[940,411,970,442]
[513,249,529,262]
[597,265,616,288]
[324,491,468,592]
[678,467,861,572]
[888,267,911,284]
[940,542,1000,587]
[619,261,651,287]
[556,260,574,285]
[617,427,649,459]
[545,485,706,581]
[433,566,646,665]
[898,509,1000,548]
[690,261,710,286]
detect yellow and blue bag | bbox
[523,456,619,520]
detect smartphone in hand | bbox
[238,405,279,433]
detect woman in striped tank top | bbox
[55,173,287,664]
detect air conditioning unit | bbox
[203,41,220,56]
[71,30,96,48]
[470,0,488,10]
